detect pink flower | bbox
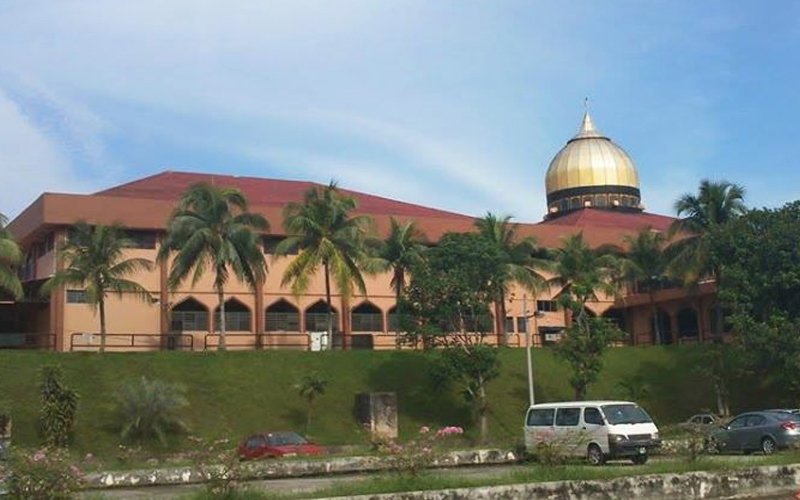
[435,426,464,437]
[419,426,430,434]
[32,450,46,462]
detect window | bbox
[352,303,383,332]
[584,407,604,426]
[214,300,251,331]
[540,327,563,345]
[171,298,209,331]
[172,311,208,331]
[265,300,300,332]
[602,404,654,425]
[387,308,407,332]
[537,300,558,312]
[746,415,766,427]
[124,230,157,249]
[66,290,87,304]
[306,302,338,332]
[555,408,581,426]
[263,236,298,255]
[728,416,748,430]
[44,233,55,253]
[504,317,515,333]
[516,317,528,333]
[527,408,554,426]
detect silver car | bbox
[708,411,800,455]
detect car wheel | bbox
[587,444,605,466]
[631,453,648,465]
[761,437,776,455]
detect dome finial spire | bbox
[576,101,600,138]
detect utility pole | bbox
[523,295,535,406]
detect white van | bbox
[524,400,661,465]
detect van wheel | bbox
[631,453,648,465]
[761,437,776,455]
[587,444,605,466]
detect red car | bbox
[238,431,325,460]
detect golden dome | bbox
[544,112,642,216]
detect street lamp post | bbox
[523,295,535,406]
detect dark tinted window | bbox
[66,290,87,304]
[746,415,766,427]
[555,408,580,426]
[584,407,604,425]
[602,404,653,425]
[527,408,554,426]
[728,416,748,429]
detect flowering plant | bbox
[376,425,464,476]
[6,446,83,499]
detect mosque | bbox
[2,112,719,351]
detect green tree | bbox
[474,213,549,345]
[39,365,78,447]
[158,183,268,351]
[277,182,372,349]
[620,229,670,344]
[431,344,499,444]
[399,232,502,347]
[365,217,427,334]
[709,201,800,402]
[400,232,502,443]
[549,233,622,400]
[294,372,329,434]
[669,179,746,339]
[0,213,23,299]
[115,376,189,445]
[44,222,152,353]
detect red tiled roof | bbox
[537,208,674,232]
[96,171,473,220]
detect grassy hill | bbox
[0,346,768,458]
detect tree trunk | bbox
[323,260,335,349]
[217,285,226,351]
[99,295,107,354]
[478,376,488,445]
[650,291,661,345]
[496,289,507,346]
[306,399,313,434]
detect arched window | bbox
[709,303,733,335]
[677,307,699,338]
[214,298,251,332]
[265,299,300,332]
[171,298,209,331]
[305,300,338,333]
[351,302,383,332]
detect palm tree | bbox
[620,229,670,344]
[549,232,619,318]
[277,182,372,349]
[365,217,427,333]
[158,183,268,351]
[294,372,328,434]
[669,179,746,339]
[0,213,23,300]
[44,222,153,353]
[475,213,550,345]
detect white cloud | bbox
[0,89,94,218]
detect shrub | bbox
[39,366,79,447]
[114,376,189,445]
[188,436,244,499]
[6,447,83,499]
[376,425,464,476]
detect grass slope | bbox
[0,346,768,457]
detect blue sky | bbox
[1,0,798,221]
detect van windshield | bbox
[602,404,653,425]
